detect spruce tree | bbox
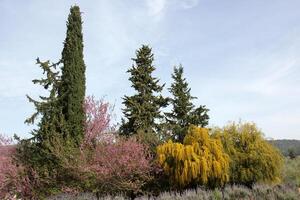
[166,65,209,143]
[16,58,68,177]
[59,6,86,145]
[15,58,81,194]
[120,45,168,136]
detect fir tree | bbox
[59,6,86,145]
[15,58,80,194]
[16,58,68,174]
[25,59,65,141]
[166,65,209,143]
[120,45,168,136]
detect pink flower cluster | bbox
[83,96,115,145]
[0,134,18,198]
[82,97,154,193]
[83,138,153,193]
[87,138,151,176]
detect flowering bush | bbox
[0,134,43,199]
[212,121,284,186]
[157,126,229,188]
[83,96,115,145]
[82,137,153,196]
[0,134,16,198]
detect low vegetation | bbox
[0,5,299,200]
[47,184,300,200]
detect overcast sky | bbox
[1,0,300,139]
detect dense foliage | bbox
[59,5,86,146]
[120,45,168,137]
[81,138,153,196]
[165,65,209,143]
[282,157,300,187]
[157,126,229,188]
[83,96,114,145]
[14,58,79,199]
[212,121,284,187]
[1,5,298,199]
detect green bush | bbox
[212,121,284,186]
[282,156,300,187]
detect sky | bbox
[0,0,300,139]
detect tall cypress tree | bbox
[166,65,209,143]
[120,45,168,136]
[59,6,86,145]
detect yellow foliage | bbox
[212,121,284,186]
[157,126,229,188]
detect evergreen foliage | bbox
[59,5,86,146]
[14,59,80,198]
[288,148,297,159]
[14,6,87,196]
[212,121,284,187]
[166,65,209,143]
[4,5,297,198]
[157,126,229,188]
[120,45,168,136]
[18,58,65,167]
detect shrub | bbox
[288,148,297,159]
[81,137,153,197]
[252,184,300,200]
[282,156,300,187]
[135,128,162,154]
[157,126,229,188]
[9,95,115,199]
[212,121,284,186]
[223,185,252,199]
[47,184,300,200]
[0,134,40,199]
[0,134,16,199]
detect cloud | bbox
[245,58,298,96]
[145,0,200,20]
[146,0,167,17]
[180,0,200,9]
[1,0,300,140]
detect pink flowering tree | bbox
[80,96,153,195]
[83,96,115,145]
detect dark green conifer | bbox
[120,45,168,136]
[15,59,79,194]
[166,65,209,143]
[59,6,86,145]
[16,59,68,177]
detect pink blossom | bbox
[87,138,151,176]
[83,96,115,145]
[81,138,153,193]
[0,134,17,198]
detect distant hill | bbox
[268,140,300,156]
